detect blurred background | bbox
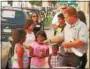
[1,0,89,27]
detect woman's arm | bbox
[16,46,24,68]
[48,54,52,68]
[44,35,64,44]
[24,45,32,49]
[45,48,49,57]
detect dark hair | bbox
[12,28,26,44]
[24,19,34,29]
[52,43,59,49]
[77,11,86,24]
[58,13,64,19]
[35,30,47,41]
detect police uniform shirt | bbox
[59,19,89,56]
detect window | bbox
[2,10,15,18]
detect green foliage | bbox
[29,1,42,6]
[44,15,52,26]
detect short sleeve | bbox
[79,25,89,43]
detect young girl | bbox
[12,28,31,68]
[30,31,49,68]
[48,44,63,68]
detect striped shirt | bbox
[12,43,29,68]
[50,54,61,68]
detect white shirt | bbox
[24,32,35,46]
[52,12,61,26]
[59,20,89,56]
[23,32,35,57]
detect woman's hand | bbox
[43,39,51,45]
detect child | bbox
[12,28,31,68]
[30,31,49,68]
[48,44,63,68]
[55,13,66,35]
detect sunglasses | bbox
[32,15,37,17]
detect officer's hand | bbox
[62,42,72,48]
[43,39,51,45]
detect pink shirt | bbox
[31,42,48,67]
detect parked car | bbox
[1,7,29,41]
[1,7,29,69]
